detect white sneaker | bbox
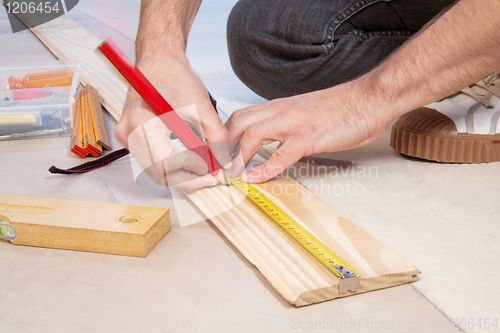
[391,70,500,163]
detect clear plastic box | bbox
[0,61,79,140]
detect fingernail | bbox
[197,168,208,175]
[224,161,233,169]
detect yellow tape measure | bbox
[230,177,360,293]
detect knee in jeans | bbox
[227,0,349,99]
[226,0,264,77]
[227,0,298,99]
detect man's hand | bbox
[227,0,500,184]
[116,58,230,189]
[226,81,388,183]
[114,0,231,189]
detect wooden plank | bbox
[12,13,128,121]
[184,176,419,306]
[0,194,170,257]
[18,16,420,305]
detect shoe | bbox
[391,70,500,163]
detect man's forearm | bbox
[362,0,500,124]
[135,0,202,65]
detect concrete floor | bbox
[1,1,499,332]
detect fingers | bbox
[226,103,290,178]
[127,118,172,176]
[127,113,212,188]
[235,115,283,170]
[208,141,236,171]
[205,122,232,170]
[134,149,218,188]
[241,139,305,183]
[226,104,283,144]
[227,97,293,120]
[135,163,218,189]
[175,103,232,170]
[226,100,310,182]
[201,107,232,169]
[227,144,246,178]
[165,148,209,175]
[115,63,236,189]
[165,169,218,189]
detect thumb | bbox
[241,140,304,183]
[204,114,233,170]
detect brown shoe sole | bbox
[391,107,500,163]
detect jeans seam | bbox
[349,29,414,40]
[325,0,391,50]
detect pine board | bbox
[0,194,170,257]
[17,15,420,306]
[184,176,419,306]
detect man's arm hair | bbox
[135,0,202,65]
[359,0,500,124]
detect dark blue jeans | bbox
[227,0,455,99]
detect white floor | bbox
[1,1,499,332]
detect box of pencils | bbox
[71,83,111,158]
[0,61,79,140]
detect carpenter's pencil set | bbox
[71,84,111,158]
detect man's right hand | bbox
[115,58,230,189]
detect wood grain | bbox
[18,16,420,305]
[184,176,419,306]
[0,194,170,257]
[13,14,128,121]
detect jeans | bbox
[227,0,455,99]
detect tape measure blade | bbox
[230,177,359,281]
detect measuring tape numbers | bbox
[230,177,360,294]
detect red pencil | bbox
[98,38,222,177]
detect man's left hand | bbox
[225,82,390,183]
